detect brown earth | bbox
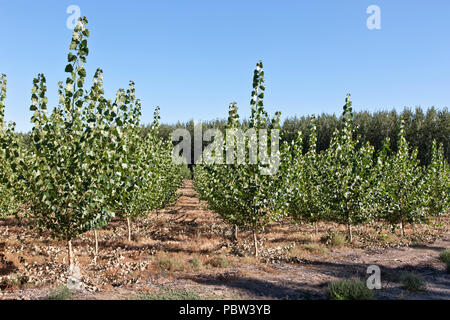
[0,180,449,300]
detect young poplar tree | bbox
[320,95,375,242]
[194,103,243,241]
[8,17,122,267]
[0,75,20,217]
[423,141,449,220]
[148,107,184,211]
[110,89,182,242]
[374,120,428,236]
[194,61,282,257]
[111,90,179,241]
[281,117,326,233]
[108,82,145,241]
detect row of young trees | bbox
[282,96,449,241]
[194,62,450,257]
[0,74,19,217]
[0,17,183,267]
[0,18,448,263]
[194,62,283,256]
[154,107,449,167]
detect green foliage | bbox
[283,95,376,241]
[439,249,450,264]
[47,286,72,300]
[108,90,182,240]
[207,255,230,268]
[158,107,449,166]
[157,256,185,272]
[280,116,326,226]
[400,272,426,292]
[195,70,447,251]
[136,288,202,300]
[6,18,119,248]
[374,120,428,234]
[179,164,192,179]
[322,232,347,247]
[0,17,182,266]
[0,74,19,217]
[327,279,375,300]
[189,257,203,270]
[194,61,282,256]
[423,141,450,218]
[320,95,375,241]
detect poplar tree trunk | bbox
[67,239,74,267]
[253,230,258,257]
[94,229,99,264]
[314,222,318,235]
[234,225,238,242]
[400,221,405,237]
[127,217,132,241]
[347,222,353,243]
[346,205,353,243]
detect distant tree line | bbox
[145,107,449,166]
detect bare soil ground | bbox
[0,180,449,300]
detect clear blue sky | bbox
[1,0,449,132]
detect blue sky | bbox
[0,0,449,132]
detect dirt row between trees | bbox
[1,180,449,300]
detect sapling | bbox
[194,62,282,257]
[423,141,450,221]
[0,74,20,217]
[374,120,428,236]
[7,17,122,267]
[320,95,375,242]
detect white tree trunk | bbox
[127,217,132,241]
[67,239,74,267]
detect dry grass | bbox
[207,255,231,268]
[0,180,448,297]
[400,272,427,292]
[154,252,190,273]
[303,243,329,254]
[287,245,306,258]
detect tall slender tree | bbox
[374,120,428,236]
[0,75,20,217]
[194,61,282,257]
[281,116,326,232]
[423,140,450,220]
[7,17,122,267]
[320,95,375,242]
